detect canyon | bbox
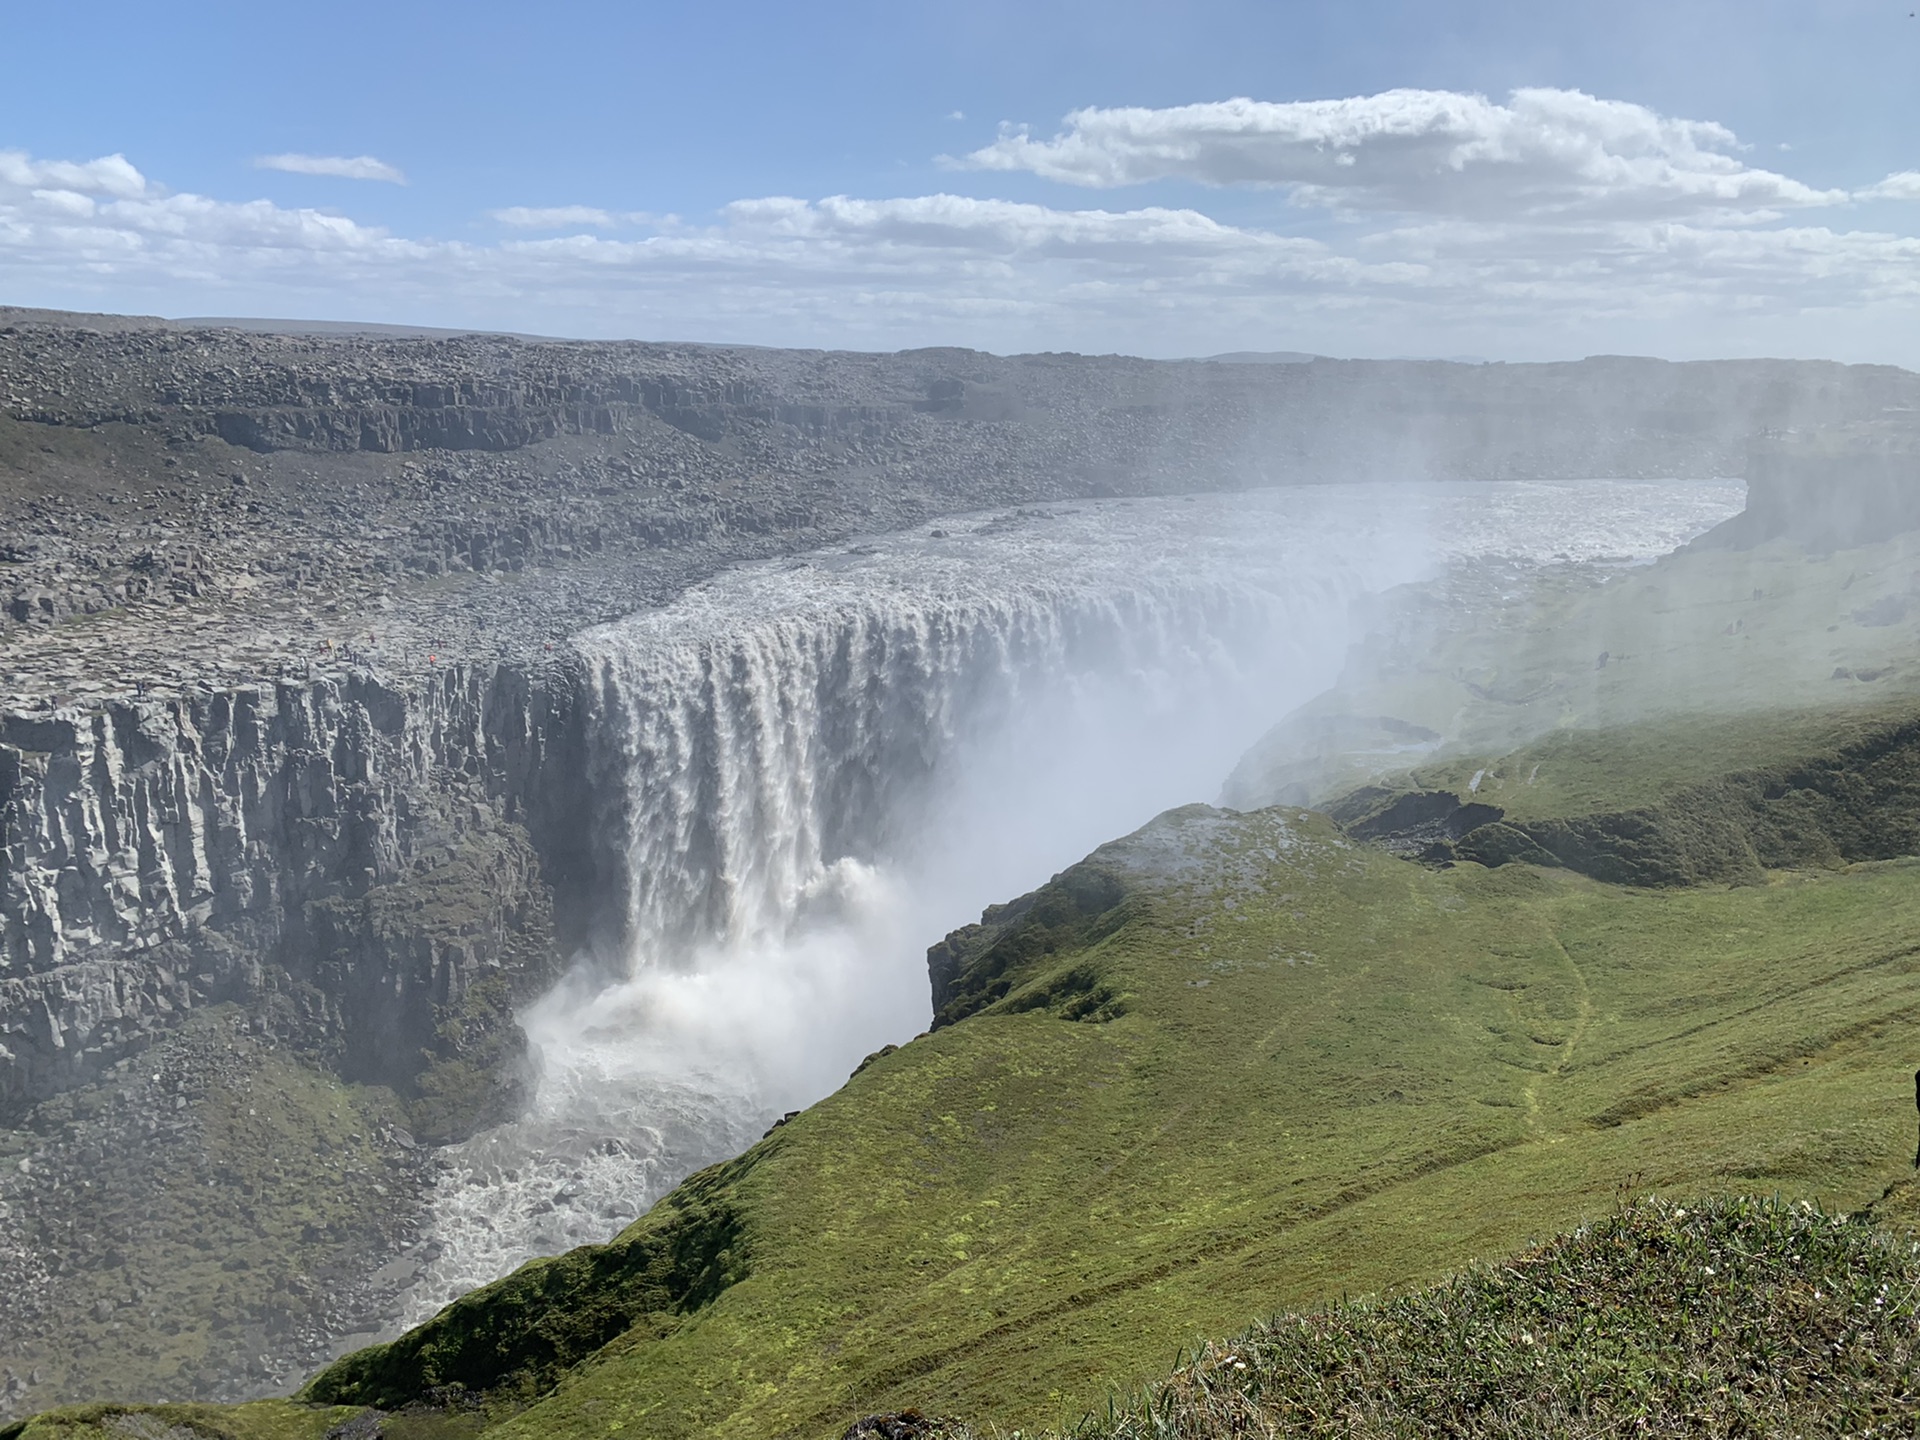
[3,307,1919,1415]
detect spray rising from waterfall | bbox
[397,480,1743,1323]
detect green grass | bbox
[1325,705,1920,887]
[300,792,1920,1439]
[1398,703,1920,824]
[0,1399,361,1440]
[1088,1196,1920,1438]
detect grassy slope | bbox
[1393,704,1920,823]
[1092,1196,1920,1438]
[301,792,1920,1439]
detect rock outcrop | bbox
[0,660,588,1118]
[1694,424,1920,552]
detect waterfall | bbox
[393,480,1745,1326]
[576,575,1319,963]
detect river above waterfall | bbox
[392,479,1741,1327]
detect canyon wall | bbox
[0,662,591,1121]
[1696,426,1920,551]
[9,313,1920,651]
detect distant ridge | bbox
[1194,350,1493,365]
[178,316,562,341]
[1196,350,1318,364]
[0,305,556,341]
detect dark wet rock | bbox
[842,1411,973,1440]
[323,1409,384,1439]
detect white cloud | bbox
[1,138,1918,362]
[30,189,98,219]
[254,153,406,184]
[958,88,1845,221]
[491,205,618,229]
[0,149,149,198]
[1859,171,1920,201]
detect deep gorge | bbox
[4,315,1911,1416]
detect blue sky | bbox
[3,0,1919,360]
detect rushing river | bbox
[396,479,1742,1324]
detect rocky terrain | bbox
[0,1006,439,1410]
[5,306,1920,1412]
[7,307,1920,705]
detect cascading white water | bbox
[580,577,1311,957]
[396,480,1743,1324]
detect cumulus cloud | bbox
[491,205,618,229]
[1,137,1917,360]
[0,149,149,198]
[1859,172,1920,201]
[254,153,406,184]
[959,88,1844,221]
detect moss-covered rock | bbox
[928,855,1137,1028]
[302,1158,751,1409]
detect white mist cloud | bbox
[958,88,1844,221]
[491,205,618,228]
[254,152,406,184]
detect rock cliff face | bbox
[1694,426,1920,552]
[0,661,588,1120]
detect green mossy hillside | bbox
[1227,529,1920,811]
[291,787,1920,1437]
[1332,705,1920,887]
[304,1158,749,1408]
[0,1400,361,1440]
[0,1399,502,1440]
[929,856,1138,1028]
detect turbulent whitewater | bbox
[397,480,1741,1324]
